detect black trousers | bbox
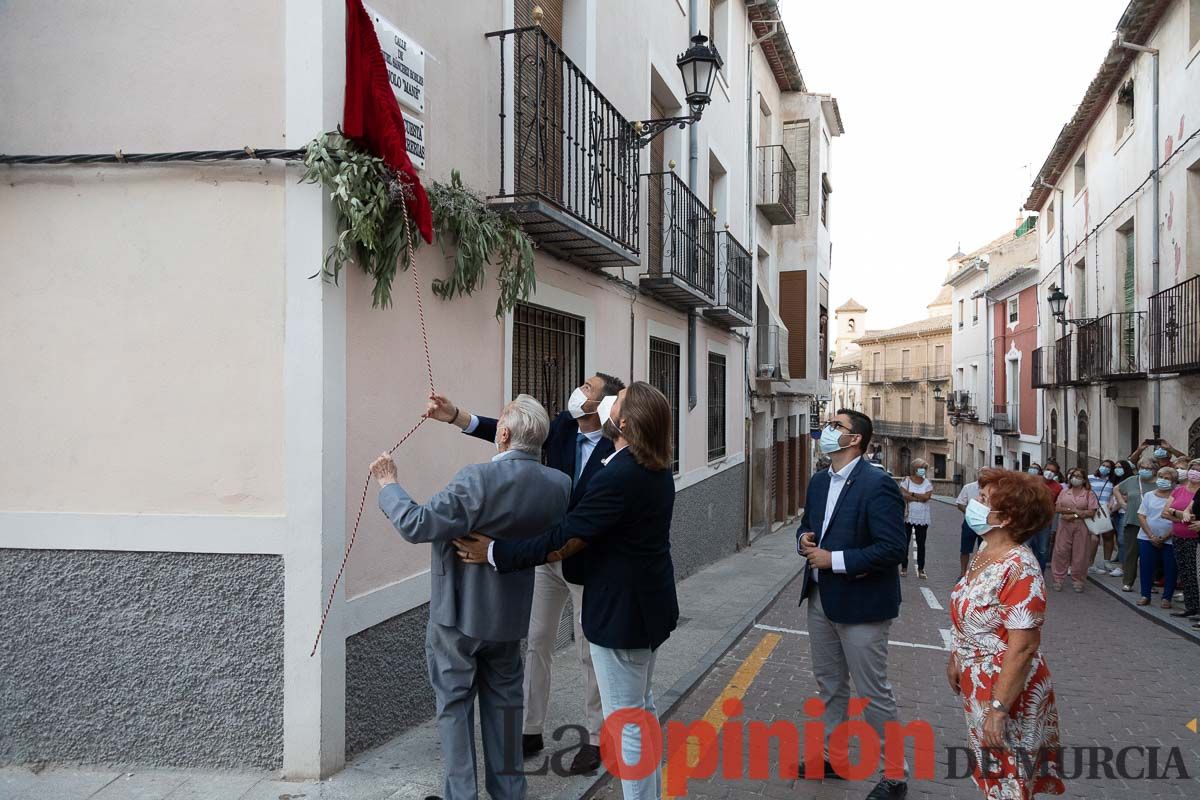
[902,523,928,571]
[1176,538,1199,612]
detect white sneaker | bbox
[1176,592,1187,602]
[1088,565,1108,575]
[1109,567,1124,577]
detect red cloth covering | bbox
[343,0,433,243]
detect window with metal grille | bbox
[707,353,726,461]
[512,303,585,418]
[649,337,681,474]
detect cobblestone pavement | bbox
[590,503,1200,800]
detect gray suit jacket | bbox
[379,449,571,642]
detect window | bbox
[1045,196,1056,234]
[971,364,979,397]
[709,0,729,81]
[1116,79,1134,139]
[649,337,681,474]
[848,318,855,331]
[708,151,727,226]
[958,299,965,329]
[900,348,912,378]
[1007,297,1019,324]
[512,303,584,417]
[1118,220,1135,312]
[900,396,912,423]
[934,345,945,370]
[707,353,726,461]
[956,367,965,390]
[820,173,831,227]
[1073,153,1086,196]
[871,396,882,419]
[972,297,980,324]
[782,120,810,216]
[933,453,947,479]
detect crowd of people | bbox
[953,441,1200,622]
[363,383,1193,800]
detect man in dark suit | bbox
[798,409,909,800]
[424,372,625,774]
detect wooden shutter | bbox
[514,0,564,199]
[782,120,810,215]
[516,0,563,39]
[649,98,667,272]
[778,271,808,379]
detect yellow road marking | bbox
[662,632,781,799]
[1188,718,1198,734]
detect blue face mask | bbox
[1139,468,1154,480]
[916,468,926,478]
[1156,478,1173,491]
[1028,467,1041,476]
[1099,466,1111,477]
[965,498,994,535]
[819,424,846,454]
[1155,448,1169,459]
[1114,467,1125,477]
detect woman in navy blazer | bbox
[455,381,677,800]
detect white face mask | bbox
[567,386,593,419]
[597,395,622,438]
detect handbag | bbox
[1085,504,1114,535]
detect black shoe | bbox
[424,796,441,800]
[797,759,844,780]
[568,743,602,775]
[522,733,544,758]
[1170,608,1198,618]
[865,778,908,799]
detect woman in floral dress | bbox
[948,469,1065,799]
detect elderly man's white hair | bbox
[499,394,550,454]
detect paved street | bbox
[590,500,1200,800]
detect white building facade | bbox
[1027,0,1200,470]
[0,0,837,779]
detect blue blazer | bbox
[797,458,906,624]
[491,449,679,651]
[468,411,614,510]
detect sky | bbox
[780,0,1131,330]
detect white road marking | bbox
[753,623,949,651]
[921,587,943,610]
[940,628,954,650]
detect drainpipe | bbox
[1040,179,1068,461]
[687,0,699,411]
[1118,38,1161,440]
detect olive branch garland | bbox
[301,131,536,316]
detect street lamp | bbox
[1047,285,1068,321]
[632,31,723,148]
[932,385,944,402]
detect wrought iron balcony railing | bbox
[861,365,948,383]
[1077,312,1146,381]
[1149,275,1200,374]
[641,171,717,308]
[992,403,1019,433]
[873,420,947,440]
[486,25,640,269]
[947,390,976,417]
[1054,332,1086,385]
[702,230,753,327]
[756,324,790,381]
[756,145,796,225]
[1032,345,1056,388]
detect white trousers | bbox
[522,561,603,744]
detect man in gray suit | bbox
[370,394,571,800]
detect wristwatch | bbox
[989,698,1009,715]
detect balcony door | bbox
[515,0,565,203]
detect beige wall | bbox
[0,168,286,513]
[0,1,289,515]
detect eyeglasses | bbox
[825,420,853,433]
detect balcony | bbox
[992,403,1019,434]
[1149,275,1200,374]
[1032,345,1055,388]
[641,171,717,308]
[486,25,640,270]
[1054,332,1086,385]
[927,363,951,381]
[702,230,753,327]
[1077,312,1146,381]
[874,420,947,440]
[756,145,797,225]
[861,365,946,383]
[946,390,976,419]
[756,324,790,382]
